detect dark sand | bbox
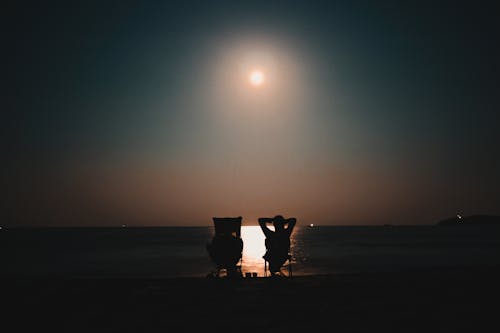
[4,266,499,332]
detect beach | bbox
[3,226,499,332]
[4,266,499,333]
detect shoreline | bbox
[3,264,498,280]
[3,263,498,279]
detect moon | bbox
[249,70,264,86]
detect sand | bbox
[3,266,499,332]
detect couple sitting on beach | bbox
[206,215,296,277]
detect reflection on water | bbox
[241,226,266,275]
[240,225,298,276]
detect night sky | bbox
[3,0,499,226]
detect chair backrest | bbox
[212,216,242,238]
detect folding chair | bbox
[264,252,293,277]
[206,216,243,278]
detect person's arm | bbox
[258,218,274,238]
[285,218,297,236]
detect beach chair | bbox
[264,249,293,277]
[206,216,243,278]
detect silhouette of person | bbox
[258,215,296,276]
[206,218,243,278]
[206,233,243,277]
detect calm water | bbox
[1,226,499,278]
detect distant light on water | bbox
[309,223,314,228]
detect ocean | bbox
[1,225,499,278]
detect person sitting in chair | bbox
[206,217,243,278]
[258,215,296,276]
[206,234,242,277]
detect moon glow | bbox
[249,70,264,86]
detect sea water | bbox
[1,226,499,278]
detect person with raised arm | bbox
[258,215,296,276]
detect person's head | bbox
[273,215,286,231]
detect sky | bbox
[2,0,499,226]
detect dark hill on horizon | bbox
[437,215,500,226]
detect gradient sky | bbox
[3,0,499,226]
